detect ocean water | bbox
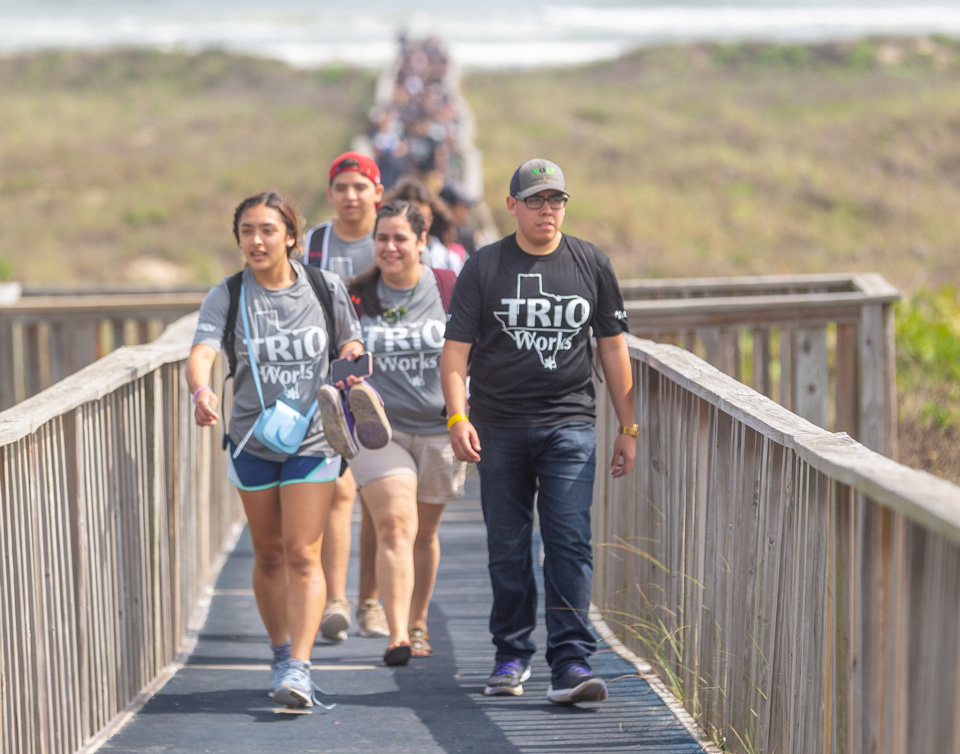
[2,0,960,69]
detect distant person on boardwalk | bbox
[384,176,464,274]
[186,190,364,708]
[301,152,391,645]
[346,201,466,666]
[440,158,637,705]
[439,180,479,257]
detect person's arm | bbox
[596,333,636,478]
[440,339,481,463]
[186,344,220,427]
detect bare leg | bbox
[362,474,418,641]
[280,480,335,660]
[409,500,446,632]
[321,466,356,602]
[239,487,288,645]
[357,491,379,603]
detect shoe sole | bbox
[483,684,525,696]
[384,643,412,666]
[546,678,608,705]
[320,611,350,642]
[483,665,531,696]
[357,625,390,638]
[273,684,314,709]
[317,385,359,459]
[348,383,391,450]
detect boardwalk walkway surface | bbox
[100,471,706,754]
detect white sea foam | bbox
[2,2,960,68]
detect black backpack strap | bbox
[477,242,501,331]
[222,271,244,381]
[564,236,603,381]
[304,221,331,268]
[220,271,244,449]
[431,267,457,313]
[301,264,340,362]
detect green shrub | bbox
[896,286,960,427]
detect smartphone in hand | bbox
[330,352,373,385]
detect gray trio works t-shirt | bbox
[360,265,448,434]
[193,259,363,460]
[304,221,375,278]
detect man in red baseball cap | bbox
[304,151,384,275]
[303,151,390,644]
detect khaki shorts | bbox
[349,429,467,504]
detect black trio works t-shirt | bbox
[444,233,628,427]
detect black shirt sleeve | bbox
[590,249,629,338]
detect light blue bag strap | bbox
[239,283,266,411]
[234,283,318,457]
[233,283,263,458]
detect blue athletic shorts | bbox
[226,440,341,491]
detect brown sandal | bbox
[409,628,432,657]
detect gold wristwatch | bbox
[618,424,639,438]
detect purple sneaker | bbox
[317,385,359,459]
[347,383,392,450]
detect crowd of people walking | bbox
[187,37,636,715]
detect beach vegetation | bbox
[1,38,959,482]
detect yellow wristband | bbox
[447,413,469,430]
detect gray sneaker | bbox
[483,659,532,696]
[355,599,389,638]
[320,597,351,642]
[546,664,608,704]
[317,384,358,459]
[273,660,315,709]
[347,382,391,450]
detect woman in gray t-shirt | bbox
[186,190,363,708]
[346,202,467,666]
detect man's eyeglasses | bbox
[520,194,568,210]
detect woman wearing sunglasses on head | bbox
[344,201,466,666]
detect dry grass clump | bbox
[465,36,960,293]
[0,49,375,284]
[2,40,959,482]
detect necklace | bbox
[380,270,422,324]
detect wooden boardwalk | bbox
[97,470,707,754]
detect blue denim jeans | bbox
[474,421,597,677]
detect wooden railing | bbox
[592,334,960,754]
[623,273,900,458]
[2,274,900,459]
[0,276,949,754]
[0,286,207,411]
[0,314,240,754]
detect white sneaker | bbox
[320,597,351,642]
[355,599,389,638]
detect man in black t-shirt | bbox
[441,158,637,705]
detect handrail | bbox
[0,313,241,754]
[592,334,960,754]
[624,272,901,458]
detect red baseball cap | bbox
[328,151,381,186]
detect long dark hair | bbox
[349,201,426,318]
[232,190,302,258]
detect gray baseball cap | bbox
[509,158,569,200]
